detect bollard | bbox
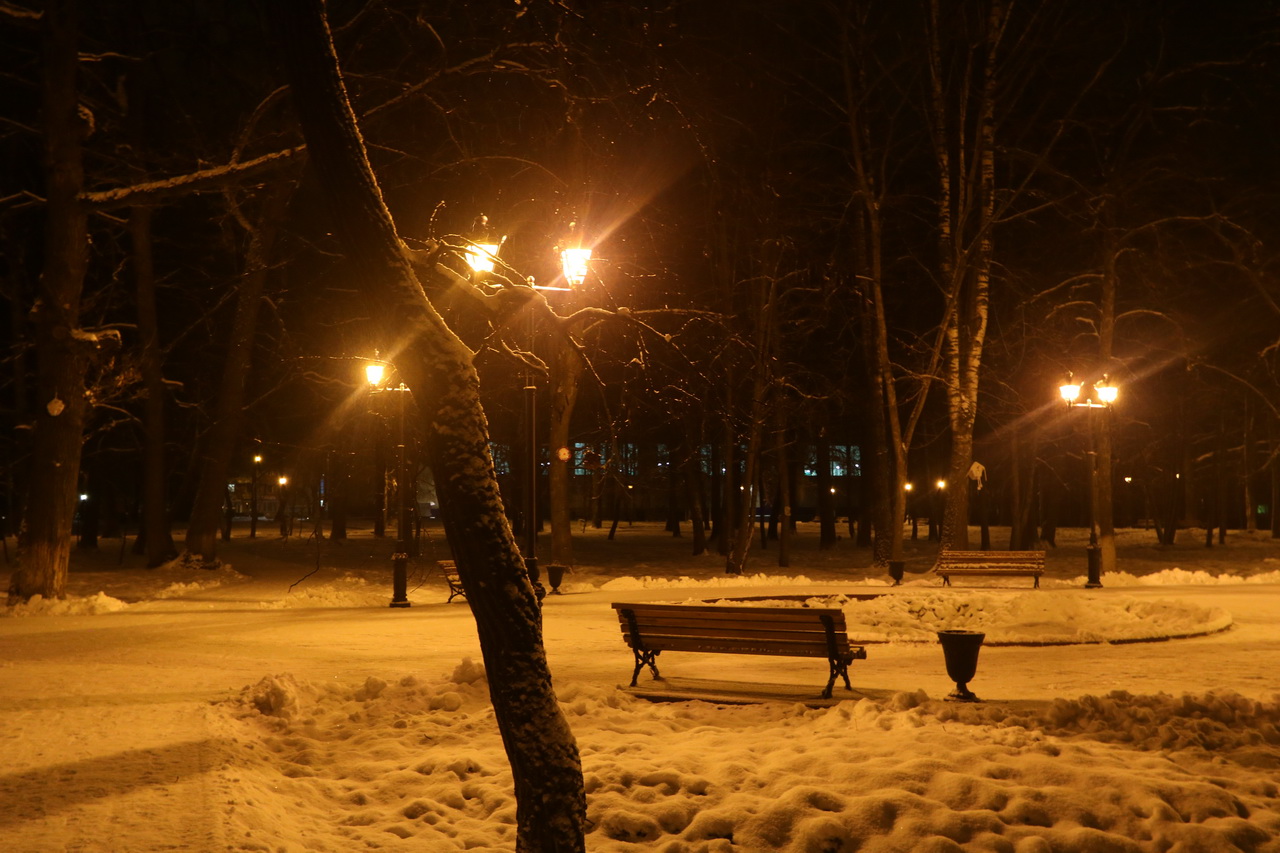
[390,552,411,608]
[937,629,984,702]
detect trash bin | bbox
[888,560,905,585]
[937,629,984,702]
[546,564,566,594]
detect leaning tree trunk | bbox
[9,0,94,602]
[185,187,290,564]
[266,3,585,848]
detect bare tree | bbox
[265,1,585,848]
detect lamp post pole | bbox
[391,382,412,607]
[523,292,540,591]
[250,454,262,539]
[366,359,411,607]
[1060,374,1118,588]
[277,475,289,538]
[1085,411,1101,588]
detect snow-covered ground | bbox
[3,521,1280,852]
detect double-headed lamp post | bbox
[366,359,412,608]
[1059,373,1119,588]
[462,225,591,599]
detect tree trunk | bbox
[9,0,94,602]
[266,4,585,848]
[930,0,1006,553]
[548,335,584,567]
[131,207,178,567]
[774,408,791,568]
[184,186,291,563]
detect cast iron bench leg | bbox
[631,648,661,686]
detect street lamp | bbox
[277,475,289,538]
[1059,373,1119,588]
[457,222,591,599]
[366,358,412,608]
[250,454,262,539]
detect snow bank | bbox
[214,666,1280,852]
[1,590,128,617]
[260,574,401,609]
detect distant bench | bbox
[935,550,1046,589]
[438,560,466,603]
[611,602,867,699]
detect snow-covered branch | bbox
[80,146,305,209]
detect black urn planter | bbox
[546,564,566,594]
[937,629,985,702]
[888,560,905,585]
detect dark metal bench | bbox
[439,560,466,602]
[935,550,1046,588]
[611,602,867,699]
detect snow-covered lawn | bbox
[3,522,1279,852]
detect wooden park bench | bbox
[611,602,867,699]
[438,560,466,603]
[934,550,1046,588]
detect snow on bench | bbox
[934,550,1046,589]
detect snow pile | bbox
[151,578,226,599]
[836,592,1232,645]
[600,572,889,592]
[1,590,128,617]
[214,665,1280,852]
[262,574,401,609]
[1091,567,1280,586]
[696,591,1232,645]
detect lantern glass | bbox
[365,363,386,387]
[1095,382,1118,405]
[465,242,501,274]
[1059,382,1081,403]
[560,247,592,286]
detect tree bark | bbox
[266,3,585,848]
[9,0,94,602]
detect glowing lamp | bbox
[365,362,386,387]
[560,247,592,286]
[1059,382,1081,404]
[465,242,502,274]
[1094,378,1118,405]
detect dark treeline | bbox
[3,0,1280,582]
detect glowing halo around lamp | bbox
[560,247,592,287]
[365,362,386,387]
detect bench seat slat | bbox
[619,631,853,653]
[623,636,848,656]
